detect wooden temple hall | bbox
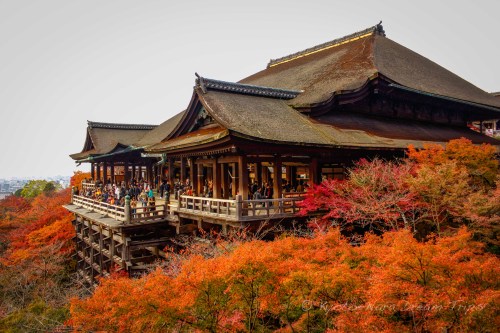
[64,23,500,284]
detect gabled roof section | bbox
[70,121,158,161]
[196,74,301,99]
[240,22,500,111]
[136,110,186,147]
[267,22,385,68]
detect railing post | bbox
[236,194,243,218]
[280,194,285,214]
[71,187,76,204]
[124,195,131,224]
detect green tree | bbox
[19,180,61,198]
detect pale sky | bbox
[0,0,499,179]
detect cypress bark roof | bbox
[191,88,499,150]
[70,121,157,161]
[240,24,500,111]
[136,111,186,147]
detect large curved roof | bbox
[240,24,500,110]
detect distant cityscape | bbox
[0,176,71,199]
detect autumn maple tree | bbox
[0,172,88,331]
[69,228,500,332]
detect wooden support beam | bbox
[217,156,239,164]
[238,155,249,200]
[285,165,292,184]
[262,164,269,184]
[167,158,174,188]
[88,221,95,279]
[110,162,115,184]
[189,158,196,194]
[221,163,229,199]
[90,163,95,181]
[180,157,187,185]
[196,162,204,196]
[124,161,129,186]
[194,158,216,165]
[213,159,222,198]
[231,163,237,198]
[256,162,262,187]
[273,157,282,199]
[103,162,108,184]
[96,163,101,181]
[309,158,319,185]
[99,225,104,275]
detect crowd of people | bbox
[77,177,309,207]
[79,178,161,210]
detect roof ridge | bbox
[267,22,385,68]
[87,121,158,130]
[195,74,302,99]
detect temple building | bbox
[65,23,500,284]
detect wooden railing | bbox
[179,196,237,220]
[241,196,303,220]
[130,204,167,223]
[72,195,127,221]
[72,191,304,224]
[178,194,304,222]
[71,194,167,224]
[81,182,96,193]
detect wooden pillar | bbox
[102,162,108,184]
[273,157,282,199]
[262,164,269,184]
[167,158,174,188]
[256,162,262,187]
[221,163,229,199]
[285,165,292,184]
[96,163,101,181]
[190,159,198,195]
[231,163,237,198]
[213,160,222,198]
[145,162,151,185]
[196,162,204,196]
[238,156,249,200]
[90,163,95,181]
[151,163,156,187]
[180,157,187,185]
[131,164,136,182]
[309,158,319,185]
[110,162,115,184]
[291,166,297,189]
[124,161,129,186]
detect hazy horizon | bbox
[1,0,499,178]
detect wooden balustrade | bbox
[81,182,96,193]
[178,195,236,219]
[71,194,167,224]
[178,194,304,221]
[72,191,303,225]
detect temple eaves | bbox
[195,73,302,99]
[87,121,157,131]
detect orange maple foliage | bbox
[0,176,78,329]
[1,189,74,265]
[69,228,500,332]
[408,137,499,187]
[70,171,91,191]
